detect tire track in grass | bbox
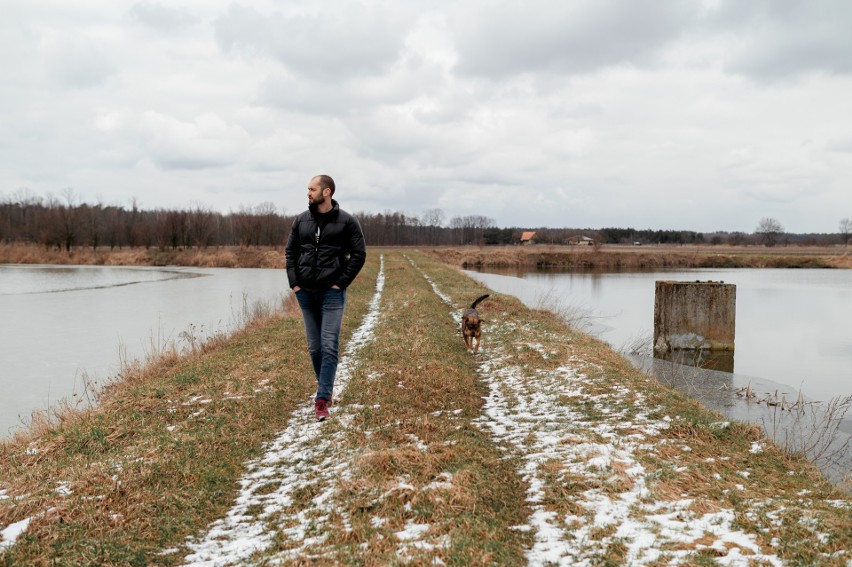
[181,255,385,566]
[407,256,785,566]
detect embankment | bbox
[3,242,850,270]
[0,243,286,268]
[424,244,852,270]
[0,250,849,564]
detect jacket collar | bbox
[309,199,339,217]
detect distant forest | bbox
[0,190,847,250]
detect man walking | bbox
[285,175,366,421]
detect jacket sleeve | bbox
[335,215,366,289]
[284,217,301,289]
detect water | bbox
[467,267,852,484]
[0,264,288,438]
[466,268,852,401]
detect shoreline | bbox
[2,242,850,270]
[424,244,852,270]
[1,249,849,563]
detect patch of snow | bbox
[750,442,764,454]
[424,478,454,491]
[0,517,31,552]
[370,516,387,528]
[395,522,430,541]
[181,256,386,566]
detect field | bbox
[2,242,850,270]
[424,243,852,270]
[0,249,850,565]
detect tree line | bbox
[0,190,499,250]
[1,190,849,250]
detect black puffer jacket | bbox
[285,200,366,291]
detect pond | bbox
[0,264,288,438]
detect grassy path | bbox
[1,249,850,565]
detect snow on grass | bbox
[181,256,385,566]
[405,255,454,308]
[0,517,31,552]
[411,264,786,567]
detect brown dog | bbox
[461,294,489,353]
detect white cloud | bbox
[39,30,116,88]
[135,111,250,170]
[128,1,198,32]
[1,1,851,232]
[707,1,852,79]
[450,0,696,78]
[213,3,412,80]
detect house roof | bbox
[520,231,537,241]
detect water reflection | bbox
[654,349,736,373]
[468,267,852,402]
[630,355,852,488]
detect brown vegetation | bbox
[0,243,285,268]
[3,242,849,271]
[424,244,850,270]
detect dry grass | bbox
[4,242,849,271]
[424,244,849,270]
[1,248,849,565]
[0,243,286,268]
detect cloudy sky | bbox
[2,1,851,232]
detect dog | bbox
[461,294,489,353]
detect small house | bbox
[520,231,537,245]
[568,235,595,246]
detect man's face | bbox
[307,179,328,206]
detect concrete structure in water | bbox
[653,280,736,354]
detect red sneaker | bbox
[315,398,330,421]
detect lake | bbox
[0,264,288,438]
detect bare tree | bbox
[840,218,852,246]
[420,208,445,246]
[188,203,217,249]
[755,217,784,247]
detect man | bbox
[285,175,366,421]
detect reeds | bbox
[0,243,286,268]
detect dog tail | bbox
[470,294,490,309]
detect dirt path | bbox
[182,256,387,565]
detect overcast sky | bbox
[2,1,851,232]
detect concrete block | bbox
[654,280,736,353]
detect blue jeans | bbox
[295,287,346,401]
